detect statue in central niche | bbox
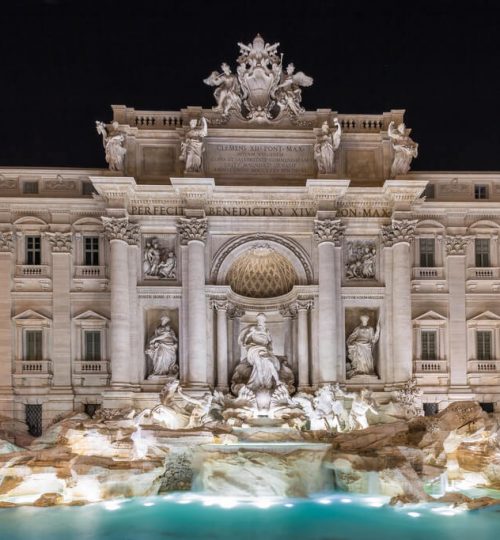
[231,313,295,411]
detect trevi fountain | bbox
[0,34,499,540]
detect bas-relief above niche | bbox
[142,236,177,280]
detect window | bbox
[84,237,99,266]
[24,330,42,360]
[423,403,439,416]
[475,239,490,268]
[421,330,437,360]
[84,331,101,361]
[25,236,41,265]
[419,238,435,267]
[422,184,435,199]
[477,331,492,360]
[25,404,43,436]
[82,181,96,196]
[474,185,489,200]
[23,181,39,194]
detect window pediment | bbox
[13,309,51,326]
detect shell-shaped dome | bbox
[227,244,297,298]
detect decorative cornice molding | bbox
[177,217,208,244]
[313,218,345,245]
[46,232,73,253]
[101,216,140,245]
[380,219,418,246]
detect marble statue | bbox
[180,117,208,173]
[345,389,378,431]
[346,315,380,378]
[204,35,313,122]
[143,238,176,279]
[294,384,349,431]
[388,121,418,176]
[393,378,424,417]
[95,120,127,171]
[231,313,295,411]
[275,63,313,117]
[345,241,376,280]
[314,119,342,174]
[203,63,242,117]
[145,314,178,378]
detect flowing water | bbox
[0,492,499,540]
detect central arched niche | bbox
[226,244,298,298]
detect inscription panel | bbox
[204,142,315,177]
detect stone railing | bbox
[74,360,109,374]
[14,360,52,374]
[74,265,106,278]
[414,360,447,373]
[15,265,51,278]
[412,267,445,280]
[113,106,184,129]
[467,267,500,280]
[468,360,500,373]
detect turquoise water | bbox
[0,492,499,540]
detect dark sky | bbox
[1,0,500,171]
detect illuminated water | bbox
[0,492,499,540]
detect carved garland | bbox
[0,231,15,253]
[210,233,314,284]
[177,217,208,244]
[380,219,418,247]
[444,235,472,256]
[46,232,73,253]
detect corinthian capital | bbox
[46,232,73,253]
[101,216,140,245]
[313,218,345,245]
[444,235,472,256]
[380,219,417,247]
[0,231,15,253]
[177,217,208,245]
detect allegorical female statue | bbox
[314,119,342,174]
[145,314,178,378]
[237,313,281,392]
[346,315,380,378]
[179,117,208,173]
[95,120,127,171]
[387,121,418,177]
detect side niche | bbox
[142,236,177,280]
[144,309,179,380]
[345,308,380,380]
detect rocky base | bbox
[0,401,499,506]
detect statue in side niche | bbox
[145,314,178,378]
[346,315,380,378]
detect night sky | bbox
[1,0,500,171]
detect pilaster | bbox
[0,231,14,416]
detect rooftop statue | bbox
[179,117,208,173]
[314,119,342,174]
[388,121,419,176]
[95,120,127,171]
[204,34,313,122]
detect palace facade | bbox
[1,37,499,434]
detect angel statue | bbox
[179,117,208,174]
[203,63,242,117]
[275,63,313,117]
[314,119,342,174]
[388,121,419,177]
[95,120,127,171]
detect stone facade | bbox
[1,39,500,431]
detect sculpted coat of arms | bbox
[204,34,313,122]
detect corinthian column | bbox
[314,219,345,383]
[178,217,208,389]
[102,217,138,388]
[444,235,471,389]
[0,232,14,416]
[381,219,417,382]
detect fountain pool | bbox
[0,492,498,540]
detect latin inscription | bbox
[204,143,315,177]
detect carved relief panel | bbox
[142,236,177,280]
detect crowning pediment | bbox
[13,309,51,322]
[73,310,109,322]
[414,310,447,321]
[470,311,500,321]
